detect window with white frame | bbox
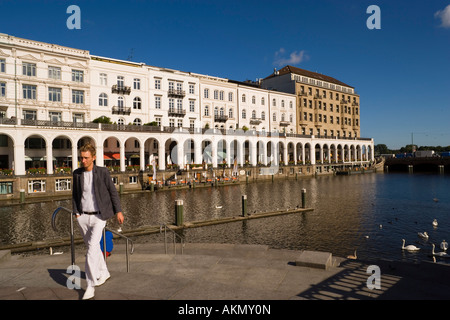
[100,73,107,85]
[242,109,246,119]
[117,96,124,108]
[117,76,124,87]
[189,100,195,112]
[204,88,209,99]
[155,116,161,126]
[48,87,62,102]
[133,118,142,125]
[0,59,5,73]
[214,90,218,100]
[189,83,195,94]
[155,78,161,89]
[0,181,13,194]
[23,110,36,120]
[134,78,141,90]
[129,176,138,184]
[204,105,209,116]
[49,111,62,122]
[155,96,161,109]
[72,90,84,104]
[169,119,175,127]
[55,178,71,191]
[169,98,174,112]
[228,92,233,102]
[48,66,61,80]
[73,113,84,123]
[99,93,108,106]
[219,91,224,100]
[0,82,5,97]
[133,97,142,109]
[72,69,84,82]
[177,119,183,127]
[228,108,233,118]
[28,180,46,193]
[23,62,36,76]
[23,84,36,100]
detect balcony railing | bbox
[21,119,99,129]
[214,115,228,122]
[168,109,186,117]
[168,89,185,98]
[279,121,290,127]
[112,106,131,115]
[112,85,131,95]
[0,118,372,141]
[250,117,262,125]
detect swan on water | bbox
[440,240,448,251]
[432,244,449,257]
[432,219,438,227]
[418,232,429,240]
[347,250,357,259]
[402,239,420,252]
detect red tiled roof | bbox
[265,65,354,89]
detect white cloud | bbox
[273,48,308,67]
[434,5,450,28]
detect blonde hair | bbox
[80,143,96,157]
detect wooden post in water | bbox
[175,199,184,226]
[242,195,247,217]
[301,188,307,208]
[20,189,25,203]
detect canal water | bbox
[1,172,450,264]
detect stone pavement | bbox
[1,242,450,301]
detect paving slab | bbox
[1,242,450,301]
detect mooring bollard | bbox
[20,189,25,203]
[242,195,247,217]
[301,188,306,208]
[175,199,184,226]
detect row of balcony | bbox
[298,91,359,106]
[111,85,187,98]
[0,117,371,141]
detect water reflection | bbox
[1,173,449,264]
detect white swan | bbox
[432,244,449,257]
[215,206,223,209]
[440,240,448,251]
[402,239,420,252]
[432,219,438,227]
[418,232,429,240]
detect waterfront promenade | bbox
[1,242,450,301]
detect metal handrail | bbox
[103,227,134,273]
[160,223,185,255]
[52,206,134,272]
[51,206,76,265]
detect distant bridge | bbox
[384,157,450,173]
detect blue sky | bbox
[1,0,450,149]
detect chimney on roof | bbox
[274,68,279,76]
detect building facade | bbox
[0,34,374,199]
[262,66,361,138]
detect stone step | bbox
[295,250,336,270]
